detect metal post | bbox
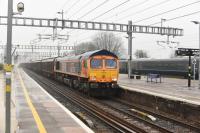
[31,45,34,60]
[194,61,196,80]
[127,21,132,78]
[161,18,166,35]
[161,18,166,28]
[53,18,58,41]
[57,10,64,29]
[188,56,191,87]
[5,0,13,132]
[57,45,60,56]
[61,10,64,29]
[199,24,200,88]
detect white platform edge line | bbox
[120,84,200,106]
[21,69,94,133]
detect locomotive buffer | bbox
[175,48,199,87]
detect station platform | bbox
[0,68,93,133]
[118,74,200,106]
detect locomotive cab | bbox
[89,56,118,84]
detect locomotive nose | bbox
[90,70,117,82]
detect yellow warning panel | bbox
[5,85,11,92]
[4,64,12,72]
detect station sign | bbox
[175,48,199,56]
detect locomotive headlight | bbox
[112,78,117,81]
[91,76,96,81]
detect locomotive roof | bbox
[56,54,82,61]
[56,49,118,61]
[80,49,118,59]
[119,58,191,62]
[41,57,57,62]
[132,58,190,62]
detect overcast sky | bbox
[0,0,200,59]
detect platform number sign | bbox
[175,48,199,87]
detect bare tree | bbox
[92,32,124,57]
[135,50,149,58]
[74,42,97,55]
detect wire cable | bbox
[103,0,149,21]
[69,0,138,40]
[115,0,171,21]
[60,0,72,11]
[78,0,110,20]
[70,0,169,38]
[64,0,81,14]
[149,10,200,26]
[61,0,110,35]
[132,0,200,24]
[37,0,72,36]
[91,0,130,21]
[71,0,149,43]
[68,0,94,19]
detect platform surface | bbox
[1,68,93,133]
[118,74,200,105]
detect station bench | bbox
[130,74,141,79]
[147,73,161,83]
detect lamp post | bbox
[5,0,13,132]
[5,2,24,132]
[57,10,64,29]
[191,21,200,88]
[161,18,166,28]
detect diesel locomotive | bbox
[22,49,119,96]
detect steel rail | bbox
[97,100,173,133]
[115,98,200,132]
[26,70,147,133]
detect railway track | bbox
[97,99,199,133]
[24,69,198,133]
[114,98,200,132]
[25,69,147,133]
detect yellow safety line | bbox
[18,69,47,133]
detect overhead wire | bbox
[64,0,81,14]
[59,0,110,35]
[72,1,200,54]
[149,10,200,26]
[73,0,148,42]
[36,0,73,42]
[78,0,110,20]
[72,0,131,41]
[115,0,171,21]
[72,0,145,42]
[75,0,185,44]
[68,0,94,19]
[132,0,200,24]
[75,0,173,43]
[59,0,94,34]
[77,0,171,41]
[102,0,149,21]
[60,0,72,11]
[56,0,82,34]
[38,0,72,35]
[91,0,131,21]
[62,0,200,47]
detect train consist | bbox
[21,49,119,96]
[119,58,199,78]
